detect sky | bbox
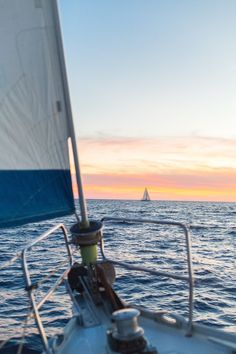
[59,0,236,201]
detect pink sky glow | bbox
[71,135,236,202]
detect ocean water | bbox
[0,200,235,353]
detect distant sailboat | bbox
[141,187,151,201]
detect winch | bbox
[107,308,158,354]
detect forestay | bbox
[0,0,75,228]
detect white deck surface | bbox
[53,313,234,354]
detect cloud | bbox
[77,134,236,170]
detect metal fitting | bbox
[70,220,102,246]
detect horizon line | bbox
[74,198,235,204]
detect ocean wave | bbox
[0,200,235,353]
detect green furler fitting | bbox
[80,245,98,265]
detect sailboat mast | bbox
[52,0,89,227]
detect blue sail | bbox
[0,0,75,228]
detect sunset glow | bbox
[71,136,236,202]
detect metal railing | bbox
[0,223,73,353]
[0,217,195,350]
[100,217,194,335]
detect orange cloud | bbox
[71,135,236,201]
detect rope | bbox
[0,305,32,353]
[0,338,11,350]
[35,247,77,289]
[0,252,22,270]
[17,305,31,354]
[0,247,78,352]
[36,259,70,288]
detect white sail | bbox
[141,187,151,201]
[0,0,75,227]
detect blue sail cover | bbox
[0,0,75,228]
